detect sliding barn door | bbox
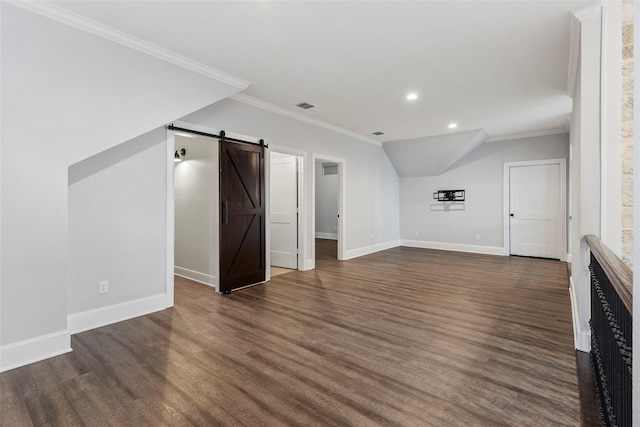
[219,140,265,293]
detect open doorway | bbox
[269,151,302,278]
[173,133,219,290]
[313,155,345,264]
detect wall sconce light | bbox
[174,148,186,162]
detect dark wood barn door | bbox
[219,140,265,293]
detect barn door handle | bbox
[223,200,229,224]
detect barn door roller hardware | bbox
[168,124,267,148]
[433,190,465,202]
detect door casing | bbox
[503,158,567,261]
[312,153,346,262]
[269,152,299,269]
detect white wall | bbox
[315,161,339,238]
[569,5,602,352]
[68,128,168,331]
[1,3,242,370]
[174,135,219,287]
[400,134,569,254]
[600,1,622,257]
[180,98,401,267]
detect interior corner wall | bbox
[315,161,339,238]
[174,135,219,288]
[180,98,401,266]
[399,133,569,253]
[67,128,168,331]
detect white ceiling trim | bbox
[567,13,581,97]
[486,128,568,143]
[8,0,250,90]
[573,2,603,22]
[230,93,381,147]
[567,2,603,96]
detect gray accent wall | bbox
[400,133,570,250]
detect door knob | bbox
[510,213,514,217]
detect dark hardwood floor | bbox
[2,240,596,426]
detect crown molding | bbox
[567,3,603,96]
[8,1,250,90]
[486,128,568,143]
[573,2,603,23]
[567,13,581,97]
[230,93,381,146]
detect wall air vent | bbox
[372,131,385,136]
[296,102,315,109]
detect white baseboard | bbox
[569,277,591,352]
[343,240,401,260]
[175,265,216,287]
[1,330,72,372]
[67,294,167,335]
[400,239,506,256]
[315,232,338,240]
[301,258,315,271]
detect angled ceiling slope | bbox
[383,129,489,177]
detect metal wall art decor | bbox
[433,190,465,202]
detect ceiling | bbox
[51,1,595,143]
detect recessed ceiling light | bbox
[448,123,458,129]
[372,131,385,136]
[296,102,315,109]
[406,93,418,101]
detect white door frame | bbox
[166,127,176,307]
[312,153,346,262]
[267,145,307,274]
[503,158,567,261]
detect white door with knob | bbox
[270,154,298,269]
[508,162,562,259]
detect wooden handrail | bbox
[585,234,633,313]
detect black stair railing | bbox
[586,235,632,427]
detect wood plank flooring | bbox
[2,241,588,426]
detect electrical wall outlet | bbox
[414,230,418,236]
[99,280,109,294]
[475,234,480,241]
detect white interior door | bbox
[270,154,298,269]
[509,163,561,259]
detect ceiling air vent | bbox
[296,102,315,109]
[372,131,385,136]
